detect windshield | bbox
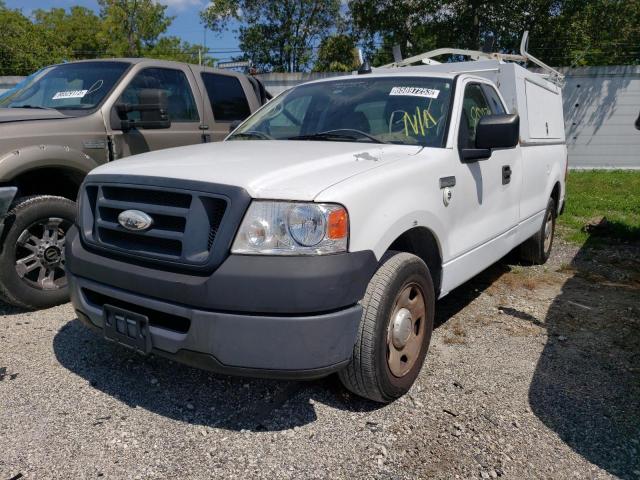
[0,66,53,103]
[0,61,130,112]
[229,76,453,147]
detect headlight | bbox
[232,201,348,255]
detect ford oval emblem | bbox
[118,210,153,231]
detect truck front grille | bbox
[80,182,229,268]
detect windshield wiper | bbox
[10,105,55,110]
[230,130,274,140]
[288,129,387,144]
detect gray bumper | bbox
[69,274,362,379]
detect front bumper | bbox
[66,226,377,378]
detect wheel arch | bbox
[8,166,87,201]
[384,226,443,297]
[0,144,97,200]
[550,180,561,216]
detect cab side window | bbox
[201,73,251,122]
[119,68,199,122]
[458,84,494,149]
[481,85,506,115]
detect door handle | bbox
[502,166,512,185]
[439,176,456,188]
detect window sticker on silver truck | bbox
[52,90,88,100]
[389,86,440,99]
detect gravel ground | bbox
[1,238,639,480]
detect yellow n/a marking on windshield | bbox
[403,106,438,137]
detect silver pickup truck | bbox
[0,58,268,309]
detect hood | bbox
[0,108,72,123]
[90,140,422,200]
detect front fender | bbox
[0,144,99,182]
[316,159,449,262]
[366,209,446,262]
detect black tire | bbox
[0,195,76,310]
[520,197,556,265]
[339,251,435,403]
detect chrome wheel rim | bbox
[15,217,70,291]
[386,282,427,378]
[543,210,554,253]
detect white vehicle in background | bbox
[66,34,567,403]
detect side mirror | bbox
[461,114,520,162]
[113,88,171,131]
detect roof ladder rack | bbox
[382,31,565,86]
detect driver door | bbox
[444,80,521,285]
[106,66,203,158]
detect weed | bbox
[511,265,524,275]
[557,262,576,273]
[444,321,467,345]
[452,322,467,337]
[443,335,466,345]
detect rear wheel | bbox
[0,195,75,310]
[520,197,556,265]
[339,252,435,403]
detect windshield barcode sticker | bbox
[389,87,440,99]
[52,90,88,100]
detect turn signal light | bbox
[327,207,348,239]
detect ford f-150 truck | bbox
[0,58,268,309]
[66,42,567,402]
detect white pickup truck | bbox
[66,44,567,402]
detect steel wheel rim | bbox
[386,282,427,378]
[543,210,554,253]
[15,217,70,291]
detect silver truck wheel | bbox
[15,217,69,291]
[339,251,435,403]
[0,195,75,310]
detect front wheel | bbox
[0,195,76,310]
[339,252,435,403]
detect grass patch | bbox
[558,170,640,245]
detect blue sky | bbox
[5,0,241,61]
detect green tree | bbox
[348,0,640,67]
[33,6,105,59]
[0,6,68,75]
[0,2,212,76]
[147,37,215,66]
[201,0,342,72]
[530,0,640,66]
[98,0,174,57]
[314,34,359,72]
[349,0,440,64]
